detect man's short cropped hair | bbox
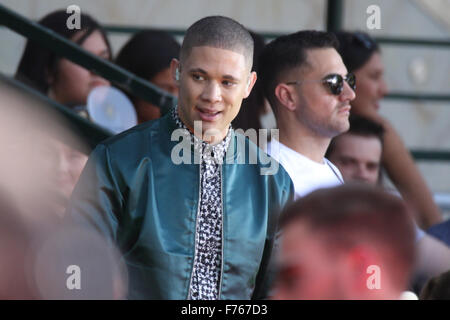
[279,185,416,286]
[326,114,385,158]
[258,30,339,115]
[180,16,254,69]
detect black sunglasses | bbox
[286,73,356,96]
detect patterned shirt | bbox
[172,107,232,300]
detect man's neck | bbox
[278,123,331,164]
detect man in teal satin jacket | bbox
[67,16,294,300]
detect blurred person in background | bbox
[334,31,442,229]
[14,9,114,212]
[15,9,112,107]
[0,84,127,299]
[420,269,450,300]
[272,185,416,300]
[326,115,450,295]
[0,193,35,299]
[115,30,180,123]
[326,114,385,185]
[38,135,89,217]
[0,82,89,221]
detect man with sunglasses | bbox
[259,30,356,198]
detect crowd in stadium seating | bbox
[2,9,450,300]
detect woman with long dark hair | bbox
[15,9,112,106]
[335,31,442,229]
[15,9,113,216]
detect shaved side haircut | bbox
[259,30,338,115]
[180,16,254,70]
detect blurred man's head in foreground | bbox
[272,185,416,300]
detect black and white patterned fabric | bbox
[172,107,232,300]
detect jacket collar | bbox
[164,106,238,164]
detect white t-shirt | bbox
[266,140,425,242]
[267,139,343,199]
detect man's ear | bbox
[243,71,257,98]
[170,58,180,85]
[274,83,297,112]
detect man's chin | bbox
[195,123,226,143]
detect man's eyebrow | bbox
[222,74,240,82]
[189,68,207,74]
[188,68,240,81]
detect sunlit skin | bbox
[351,52,388,117]
[134,67,179,123]
[328,133,382,185]
[48,30,111,106]
[272,223,346,300]
[171,46,256,144]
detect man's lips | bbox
[338,105,351,113]
[196,107,222,121]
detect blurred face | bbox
[42,138,88,200]
[272,220,405,300]
[173,46,256,143]
[351,52,388,115]
[134,67,179,123]
[329,133,382,185]
[48,30,111,105]
[272,222,351,300]
[291,48,356,138]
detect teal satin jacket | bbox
[68,113,294,299]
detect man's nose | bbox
[355,164,371,182]
[201,81,222,103]
[339,81,356,102]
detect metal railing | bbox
[0,3,177,115]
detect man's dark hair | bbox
[258,30,339,115]
[420,270,450,300]
[279,185,416,287]
[180,16,254,69]
[115,30,180,102]
[15,10,112,95]
[326,114,385,158]
[116,30,180,82]
[334,31,380,73]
